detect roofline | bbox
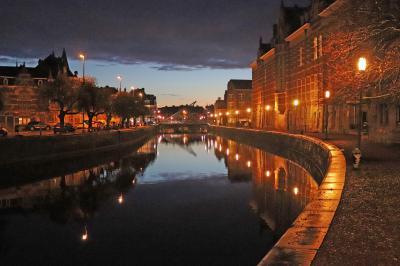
[260,48,276,61]
[285,23,310,42]
[319,0,345,17]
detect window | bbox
[3,78,8,86]
[38,80,43,86]
[318,35,323,58]
[299,47,304,66]
[380,104,389,125]
[313,37,318,60]
[397,106,400,126]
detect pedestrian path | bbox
[308,133,400,265]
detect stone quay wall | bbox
[0,127,156,167]
[210,126,346,265]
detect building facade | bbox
[252,0,400,143]
[225,79,252,126]
[0,49,77,131]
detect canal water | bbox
[0,134,318,266]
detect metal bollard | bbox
[352,148,362,169]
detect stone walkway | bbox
[308,133,400,265]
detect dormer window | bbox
[3,78,8,86]
[38,80,43,86]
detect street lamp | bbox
[79,54,86,83]
[117,75,122,92]
[324,90,331,140]
[265,105,271,128]
[79,54,86,132]
[235,110,239,127]
[357,57,367,149]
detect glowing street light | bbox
[265,170,271,177]
[79,53,86,82]
[293,99,299,107]
[118,194,124,204]
[226,112,230,116]
[117,75,122,91]
[358,57,367,72]
[293,187,299,195]
[246,108,251,113]
[81,226,88,241]
[235,154,239,161]
[247,161,252,168]
[265,105,271,111]
[324,90,331,140]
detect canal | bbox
[0,134,318,266]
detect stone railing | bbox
[210,126,346,265]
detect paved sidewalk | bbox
[308,133,400,265]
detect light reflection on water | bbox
[0,134,318,266]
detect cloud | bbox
[160,93,182,97]
[0,0,310,69]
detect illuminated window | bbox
[299,47,304,66]
[313,37,318,60]
[318,35,323,57]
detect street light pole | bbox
[357,57,367,149]
[117,75,122,92]
[324,90,331,140]
[79,54,86,132]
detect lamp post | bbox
[293,99,299,132]
[235,110,239,127]
[117,75,122,92]
[246,108,251,127]
[79,54,86,132]
[324,90,331,139]
[357,57,367,149]
[265,105,271,128]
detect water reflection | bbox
[212,135,318,236]
[0,134,319,265]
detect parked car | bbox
[26,121,52,131]
[0,127,8,137]
[53,123,75,134]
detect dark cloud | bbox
[160,93,182,97]
[0,0,310,69]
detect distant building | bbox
[0,49,76,131]
[225,79,252,126]
[132,88,157,123]
[214,97,227,125]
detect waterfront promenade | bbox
[309,133,400,265]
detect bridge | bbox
[157,122,209,134]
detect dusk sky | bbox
[0,0,309,106]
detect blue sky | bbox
[68,59,251,106]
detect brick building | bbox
[214,96,227,125]
[225,79,252,126]
[0,49,77,131]
[251,0,400,143]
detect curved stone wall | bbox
[210,126,346,265]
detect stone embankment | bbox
[211,126,346,265]
[0,127,156,167]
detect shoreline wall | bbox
[211,126,346,265]
[0,127,156,168]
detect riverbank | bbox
[0,127,156,167]
[211,126,346,265]
[309,133,400,265]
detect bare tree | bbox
[40,73,80,127]
[323,0,400,102]
[78,83,112,130]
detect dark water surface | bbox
[0,134,318,266]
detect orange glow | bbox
[246,108,251,113]
[265,170,271,177]
[358,57,367,71]
[265,105,271,111]
[235,154,239,161]
[293,187,299,195]
[226,112,230,116]
[247,161,251,168]
[82,226,88,241]
[118,194,124,204]
[79,54,85,60]
[325,90,331,99]
[293,99,299,107]
[235,110,239,115]
[226,148,230,156]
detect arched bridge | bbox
[157,123,209,134]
